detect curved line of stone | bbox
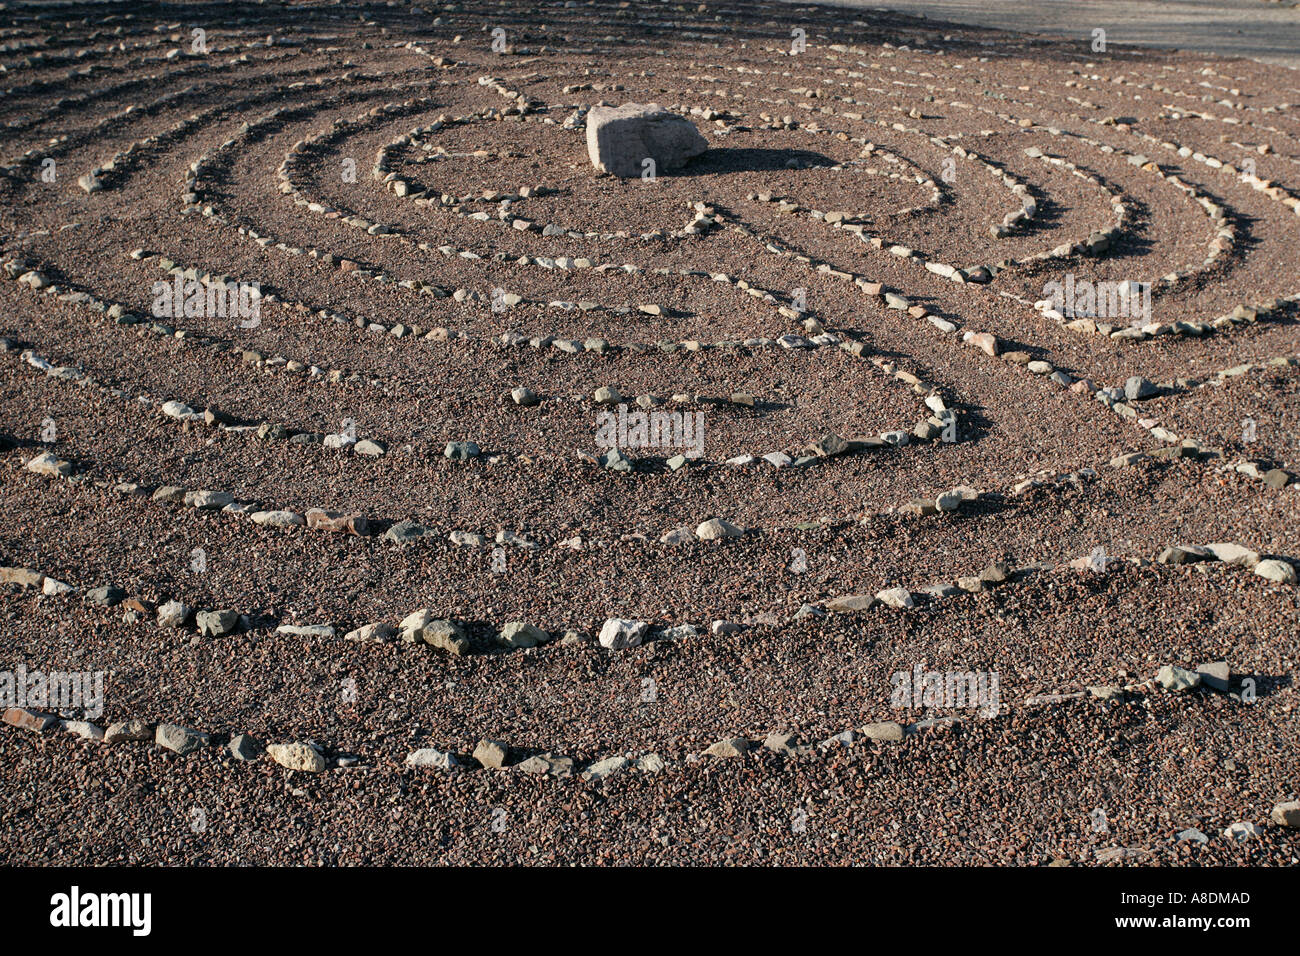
[7,302,951,477]
[1,545,1293,782]
[187,94,847,335]
[706,57,1295,341]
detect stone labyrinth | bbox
[0,0,1297,865]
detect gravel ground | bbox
[0,0,1297,868]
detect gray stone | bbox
[921,582,962,600]
[635,753,665,773]
[196,609,239,637]
[0,567,43,589]
[160,401,197,420]
[191,489,233,510]
[85,585,127,607]
[1263,468,1291,490]
[499,621,548,648]
[25,451,72,478]
[1156,544,1211,565]
[1223,821,1261,842]
[935,492,962,512]
[763,732,799,754]
[1109,452,1148,468]
[599,448,633,471]
[383,519,433,545]
[105,719,152,743]
[584,755,631,780]
[1156,664,1202,691]
[1088,685,1126,701]
[275,623,335,637]
[656,623,697,641]
[659,527,696,545]
[228,734,263,760]
[449,530,488,548]
[819,730,857,751]
[860,721,905,742]
[809,433,848,458]
[61,720,104,741]
[825,594,876,613]
[422,620,470,655]
[397,609,434,642]
[586,103,707,178]
[1124,376,1158,400]
[156,723,210,755]
[515,753,574,778]
[152,485,187,504]
[1205,542,1260,567]
[1196,661,1231,692]
[979,562,1011,585]
[495,530,540,549]
[444,441,481,460]
[703,737,754,758]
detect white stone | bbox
[696,517,742,540]
[586,103,707,178]
[344,622,397,643]
[250,510,305,528]
[406,748,459,770]
[874,587,915,609]
[273,619,335,637]
[1254,559,1296,584]
[599,618,649,649]
[267,741,326,772]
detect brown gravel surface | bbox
[0,0,1297,868]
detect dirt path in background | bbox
[793,0,1300,70]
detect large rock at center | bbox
[586,103,707,178]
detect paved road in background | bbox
[787,0,1300,71]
